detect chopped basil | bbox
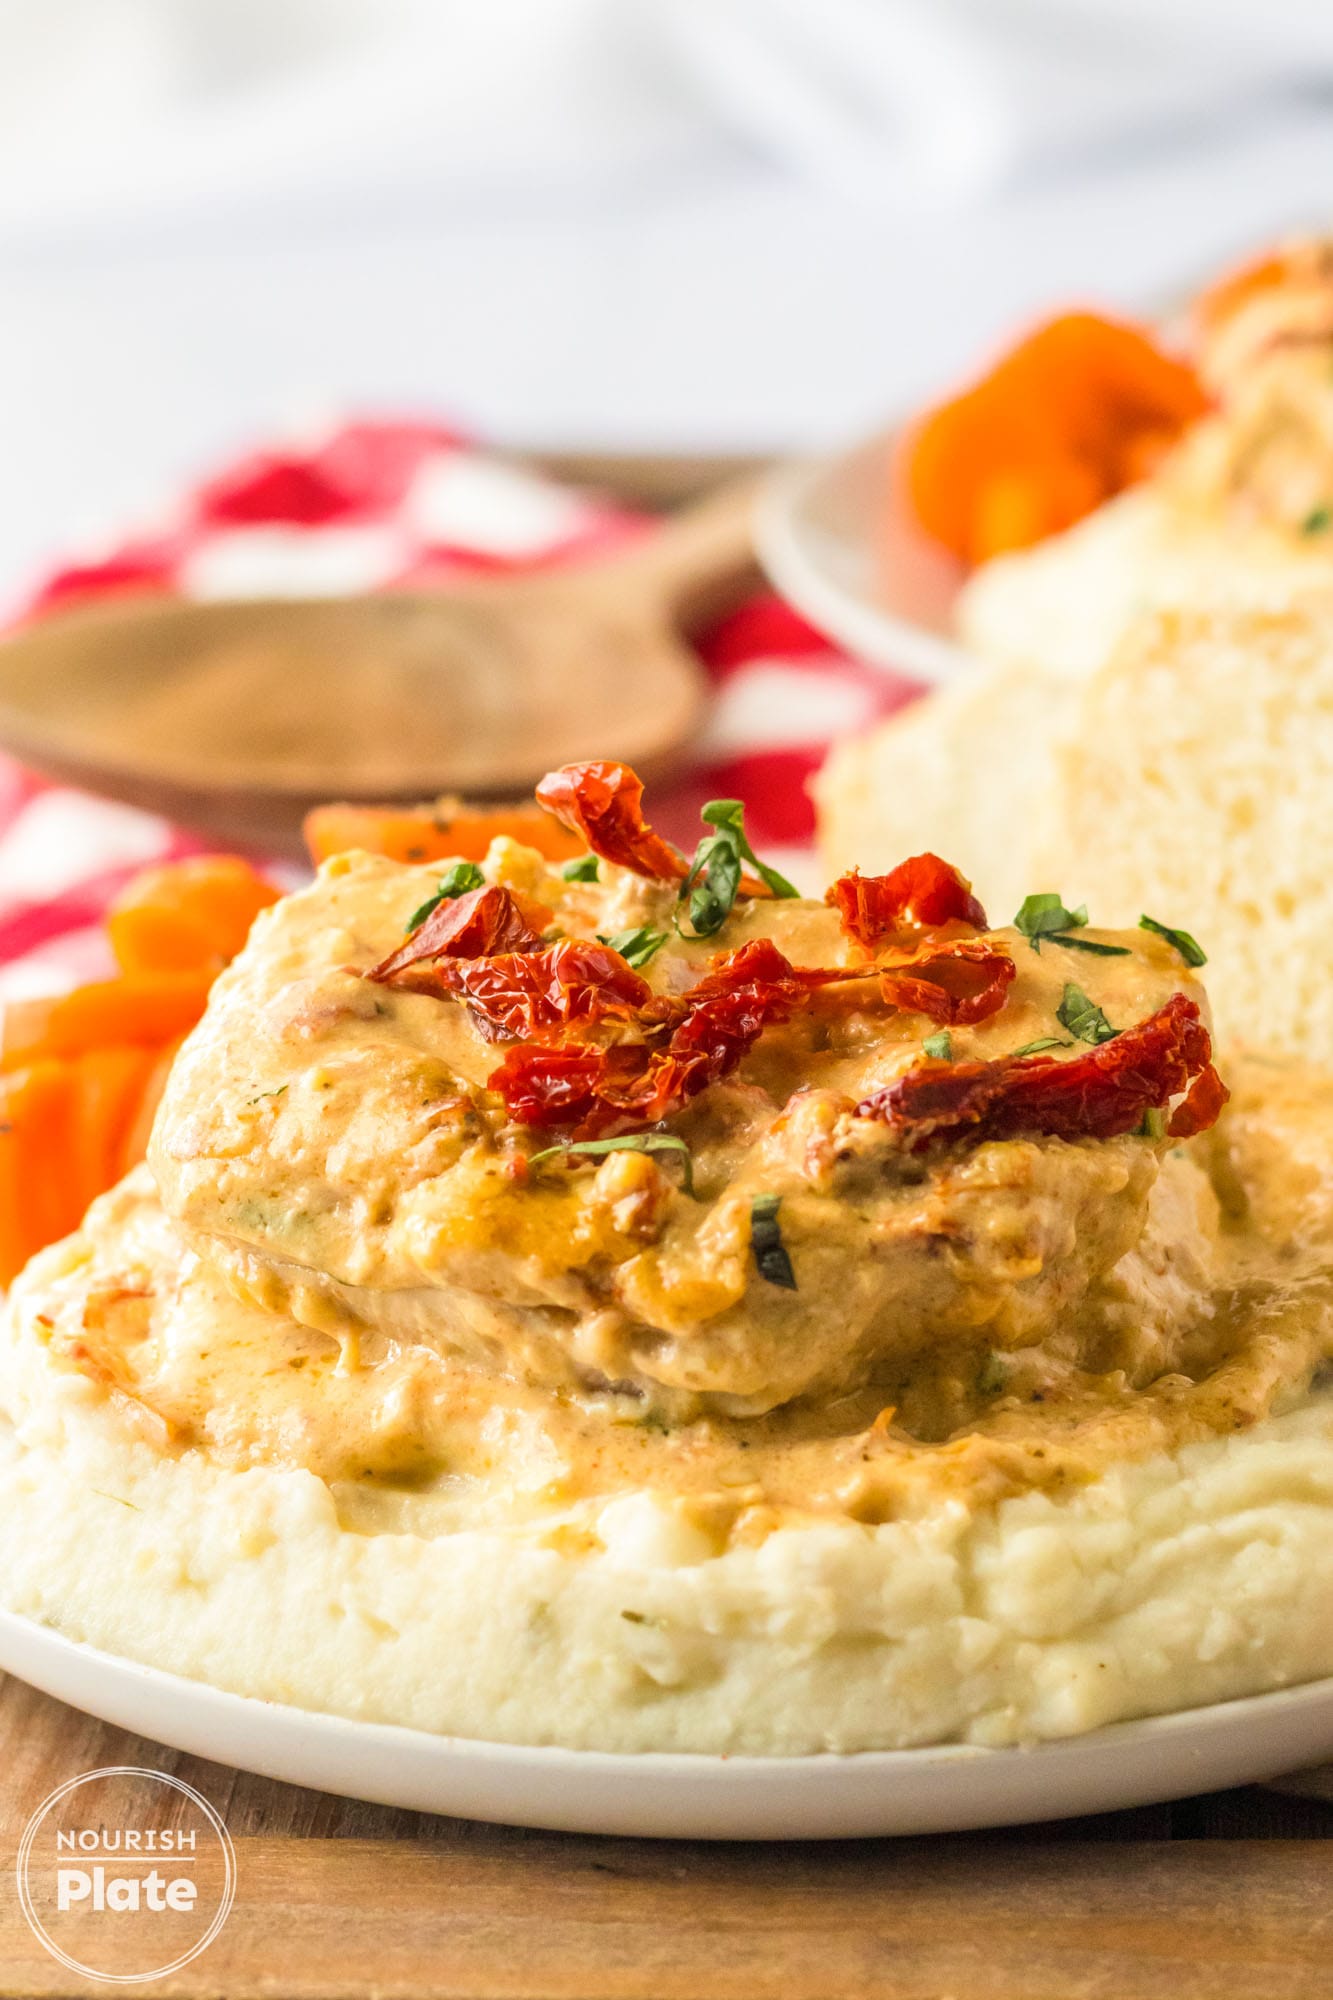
[562,853,600,882]
[405,860,485,932]
[677,798,798,938]
[1013,891,1128,956]
[976,1351,1008,1398]
[1013,892,1088,949]
[597,926,668,970]
[1057,983,1119,1045]
[527,1133,695,1197]
[1046,934,1131,957]
[439,860,484,896]
[1139,913,1207,967]
[1302,503,1331,535]
[1010,1036,1070,1057]
[406,893,445,932]
[750,1192,797,1290]
[922,1030,952,1061]
[678,833,742,937]
[705,800,799,898]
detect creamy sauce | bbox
[8,840,1297,1546]
[35,1085,1333,1545]
[152,847,1212,1422]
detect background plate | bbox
[756,431,976,682]
[3,1606,1333,1841]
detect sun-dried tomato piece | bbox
[369,885,550,984]
[616,939,814,1127]
[535,761,686,883]
[827,857,988,948]
[671,937,815,1012]
[489,937,823,1136]
[487,1045,613,1129]
[1167,1061,1230,1138]
[486,934,1016,1135]
[434,939,652,1044]
[879,939,1015,1025]
[858,993,1219,1150]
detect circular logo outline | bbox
[16,1765,236,1984]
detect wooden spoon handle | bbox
[587,474,765,633]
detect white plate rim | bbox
[755,445,976,684]
[4,1604,1333,1841]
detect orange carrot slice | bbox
[901,310,1207,567]
[0,1061,83,1283]
[70,1045,159,1213]
[115,1033,187,1180]
[0,857,282,1279]
[1,970,214,1073]
[304,801,583,869]
[108,855,280,975]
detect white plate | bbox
[4,1605,1333,1841]
[756,430,977,684]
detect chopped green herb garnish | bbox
[750,1192,797,1290]
[1046,934,1131,957]
[704,800,799,899]
[1303,503,1331,535]
[406,892,445,933]
[440,860,485,896]
[922,1030,953,1061]
[976,1352,1008,1398]
[1011,1036,1071,1057]
[527,1133,695,1197]
[1139,913,1207,967]
[1137,1107,1167,1140]
[246,1085,288,1106]
[1057,983,1119,1046]
[1014,891,1127,956]
[597,926,668,970]
[677,798,798,938]
[678,833,740,937]
[405,860,485,932]
[1013,892,1088,949]
[562,853,600,882]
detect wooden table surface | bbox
[2,1677,1332,2000]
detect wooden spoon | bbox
[0,476,761,855]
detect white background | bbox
[1,0,1331,586]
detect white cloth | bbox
[1,0,1331,239]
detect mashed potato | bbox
[3,771,1331,1756]
[3,1207,1332,1754]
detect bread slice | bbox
[1040,596,1333,1063]
[956,486,1333,683]
[811,659,1074,927]
[955,488,1171,680]
[816,592,1333,1062]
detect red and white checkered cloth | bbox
[0,419,917,1000]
